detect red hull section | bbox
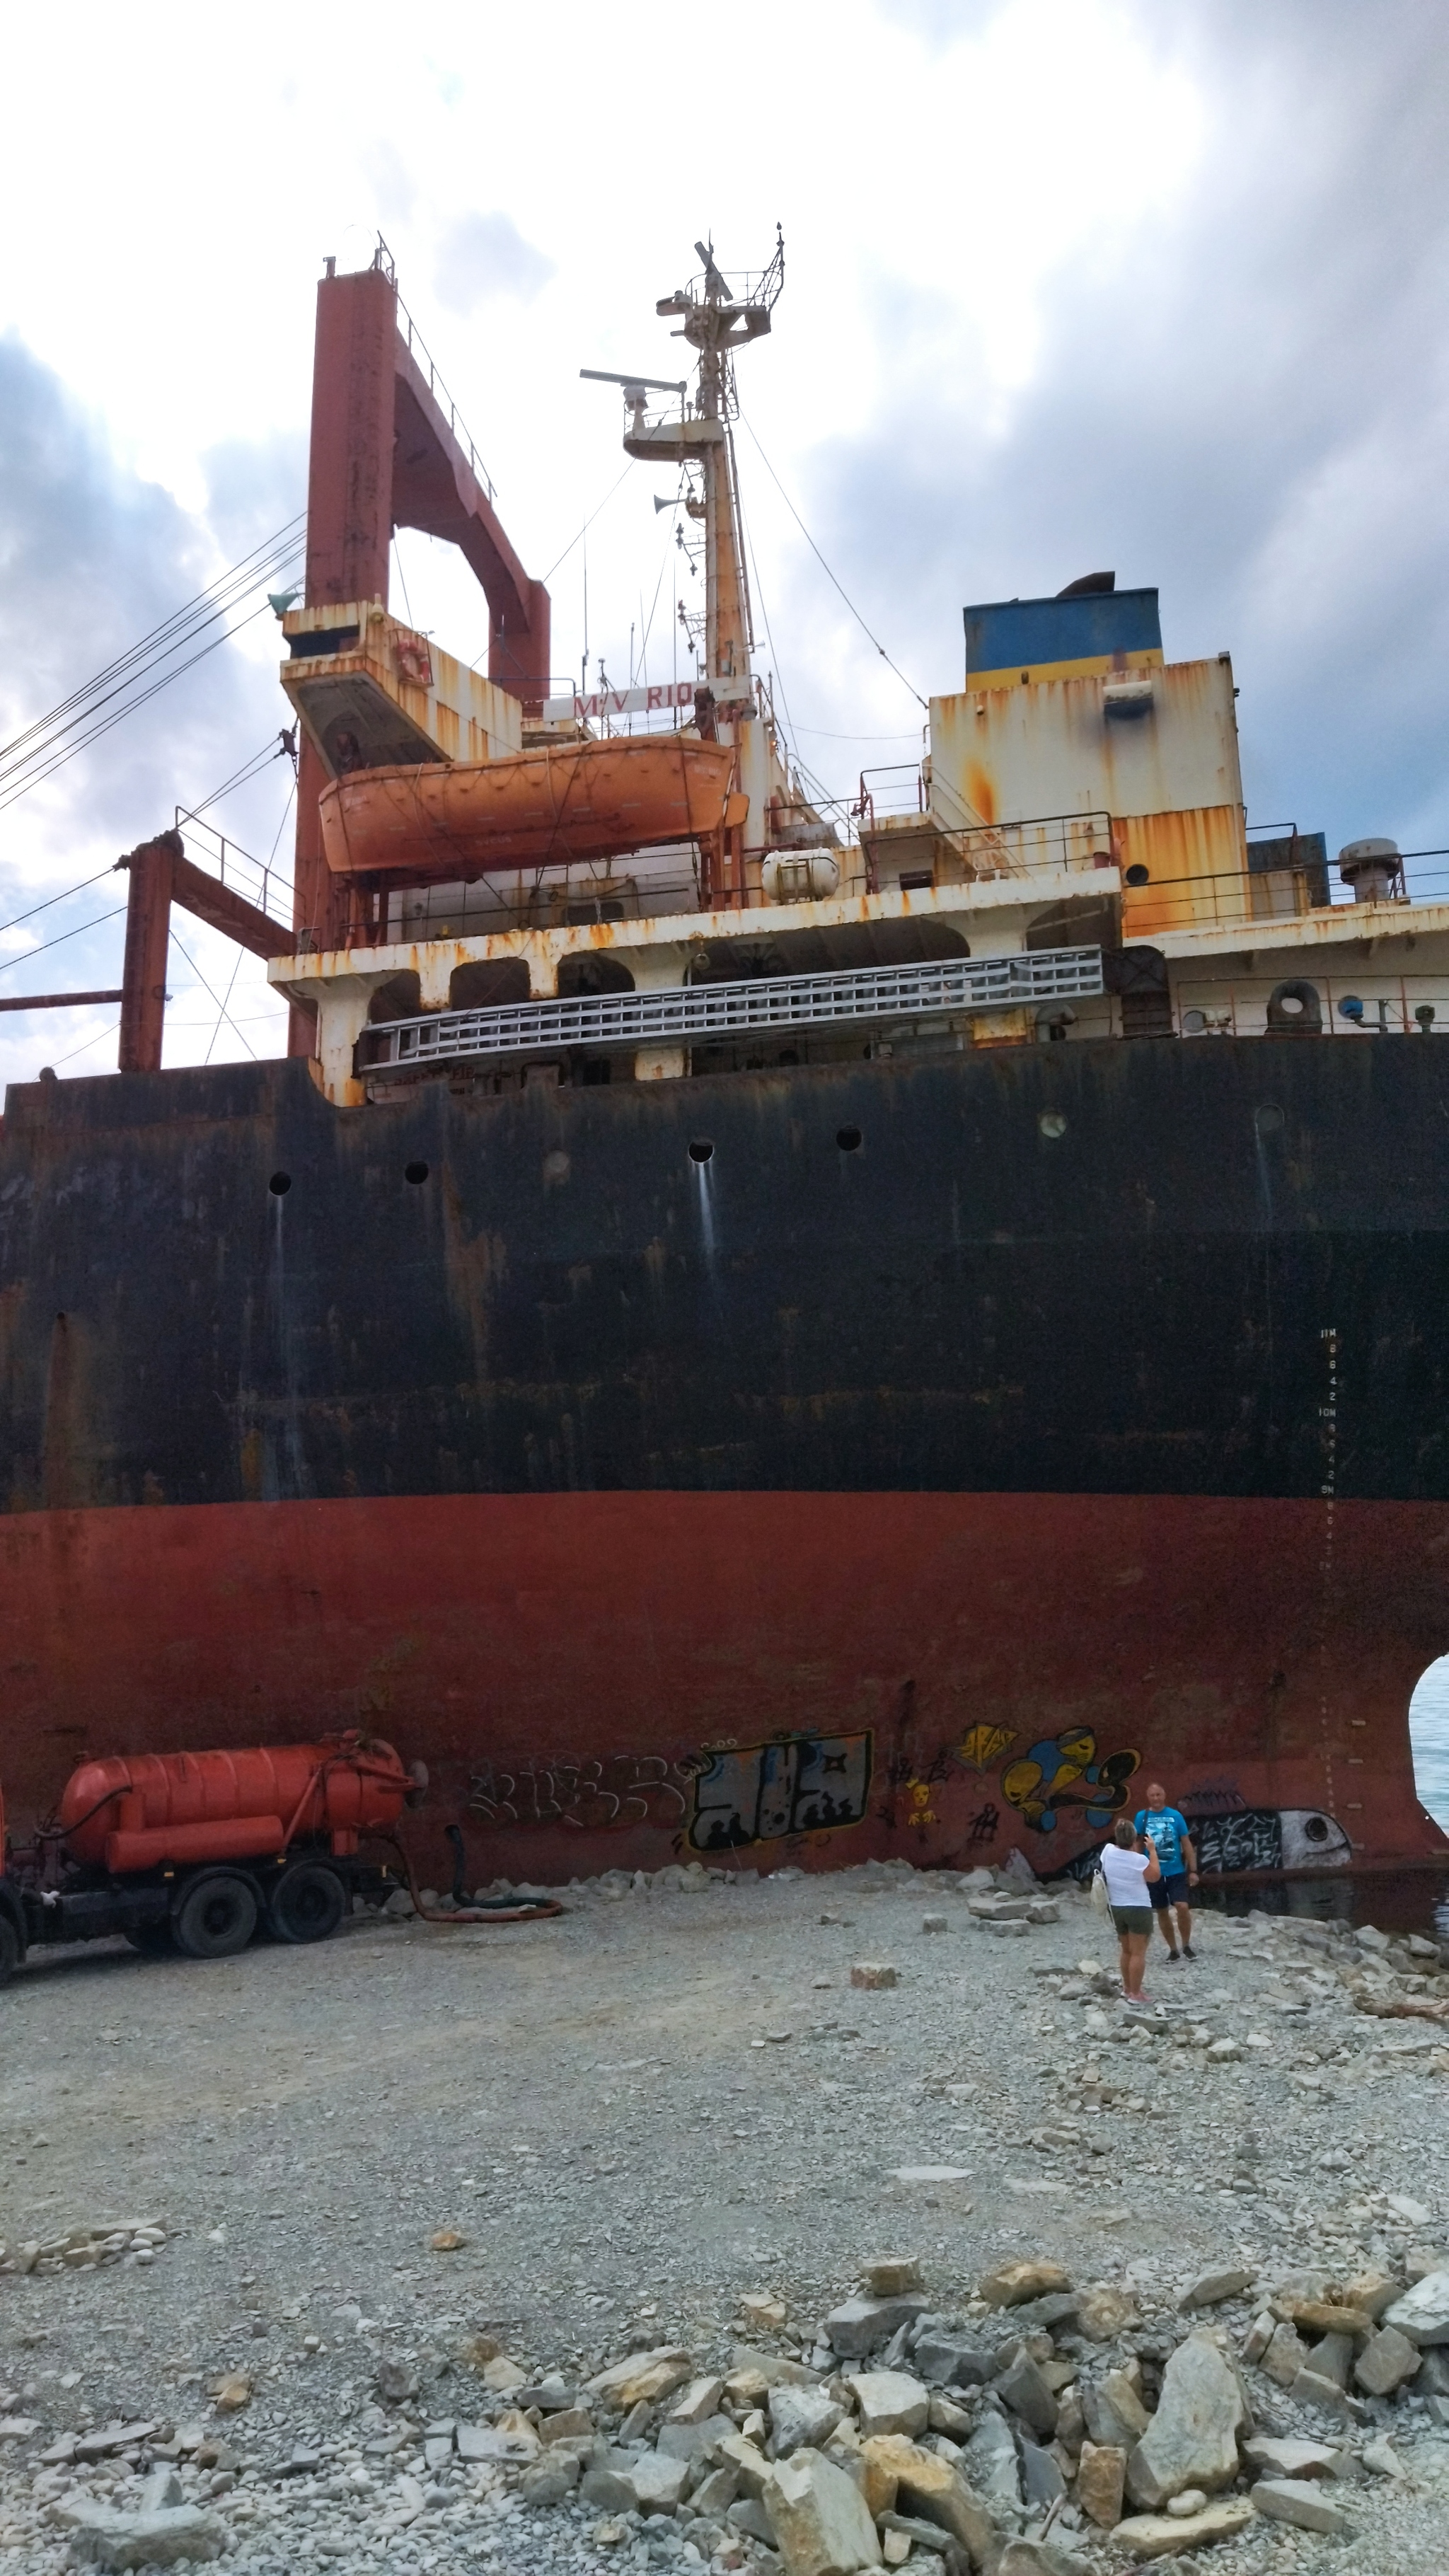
[2,1490,1445,1884]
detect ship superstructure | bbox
[255,243,1449,1117]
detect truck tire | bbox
[267,1863,346,1946]
[125,1920,175,1958]
[0,1915,18,1987]
[172,1871,258,1960]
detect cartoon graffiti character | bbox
[905,1780,937,1831]
[1000,1728,1140,1834]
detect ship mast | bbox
[604,233,784,876]
[649,235,781,683]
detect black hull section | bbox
[2,1036,1448,1513]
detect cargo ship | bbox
[2,236,1448,1893]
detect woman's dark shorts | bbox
[1150,1870,1191,1910]
[1111,1905,1154,1934]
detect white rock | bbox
[1126,2334,1244,2509]
[630,2451,692,2513]
[769,2384,843,2456]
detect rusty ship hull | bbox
[1,1034,1446,1888]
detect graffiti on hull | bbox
[688,1732,873,1852]
[467,1754,691,1832]
[1055,1805,1351,1881]
[997,1728,1141,1834]
[1192,1806,1352,1874]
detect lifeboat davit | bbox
[319,736,738,880]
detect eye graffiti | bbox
[688,1732,873,1852]
[998,1728,1141,1834]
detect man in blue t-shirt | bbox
[1134,1783,1199,1962]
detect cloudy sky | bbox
[1,0,1445,1087]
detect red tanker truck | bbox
[0,1735,425,1981]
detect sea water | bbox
[1409,1656,1449,1831]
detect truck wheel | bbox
[0,1916,18,1987]
[172,1871,258,1960]
[125,1921,175,1958]
[268,1863,346,1946]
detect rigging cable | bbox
[0,587,301,816]
[0,863,124,945]
[0,511,306,775]
[168,930,258,1062]
[738,415,928,710]
[0,535,305,812]
[0,905,128,978]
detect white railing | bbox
[365,945,1105,1074]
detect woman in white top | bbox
[1099,1815,1161,2004]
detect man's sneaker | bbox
[1164,1948,1182,1965]
[1182,1942,1197,1959]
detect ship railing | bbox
[361,944,1107,1077]
[376,237,498,508]
[1116,863,1345,935]
[854,763,927,826]
[172,810,294,931]
[933,809,1116,881]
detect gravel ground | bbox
[1,1856,1447,2574]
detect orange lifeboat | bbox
[319,735,737,881]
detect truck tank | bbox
[56,1736,414,1874]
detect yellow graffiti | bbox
[906,1779,937,1829]
[956,1723,1017,1775]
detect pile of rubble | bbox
[0,2222,165,2280]
[10,2243,1448,2572]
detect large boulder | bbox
[861,2435,998,2565]
[978,2260,1072,2310]
[1126,2335,1244,2510]
[770,2384,845,2456]
[962,2408,1022,2509]
[761,2447,882,2576]
[65,2508,228,2570]
[1112,2498,1254,2560]
[586,2345,695,2408]
[1381,2270,1449,2347]
[825,2295,928,2357]
[847,2371,930,2438]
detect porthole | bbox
[404,1161,429,1185]
[1254,1104,1284,1137]
[1124,863,1150,887]
[1039,1111,1067,1139]
[688,1138,715,1164]
[1302,1813,1331,1844]
[268,1171,291,1196]
[836,1126,862,1153]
